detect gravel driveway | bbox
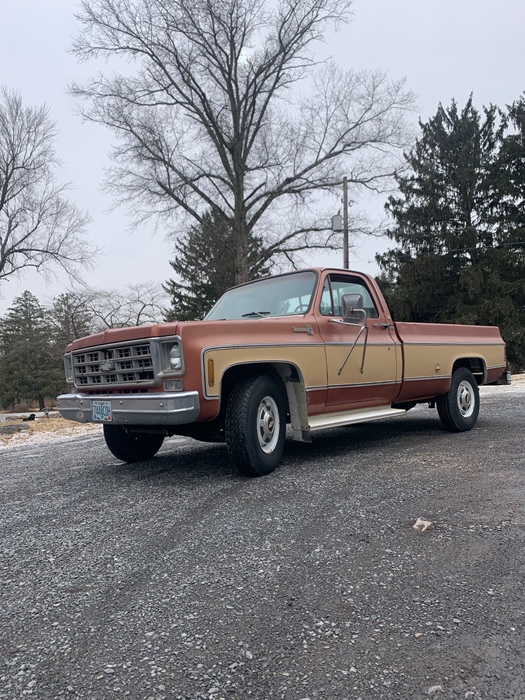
[1,385,524,700]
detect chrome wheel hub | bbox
[457,380,475,417]
[257,396,280,454]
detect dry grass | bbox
[0,414,100,447]
[25,415,93,435]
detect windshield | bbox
[205,271,318,321]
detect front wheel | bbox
[436,368,480,432]
[103,424,165,463]
[225,374,287,477]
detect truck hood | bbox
[64,315,314,352]
[65,322,182,352]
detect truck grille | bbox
[73,342,155,387]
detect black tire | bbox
[225,374,287,477]
[436,367,480,432]
[103,424,165,463]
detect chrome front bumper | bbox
[57,391,200,426]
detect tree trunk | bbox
[233,177,249,285]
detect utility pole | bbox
[331,177,351,269]
[343,176,349,269]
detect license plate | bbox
[92,400,112,422]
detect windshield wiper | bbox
[241,310,271,318]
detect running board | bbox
[308,407,406,432]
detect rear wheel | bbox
[103,424,165,462]
[436,367,479,432]
[225,374,287,477]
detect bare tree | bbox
[0,88,97,286]
[92,281,169,327]
[51,282,168,332]
[72,0,415,284]
[47,291,96,351]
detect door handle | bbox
[373,323,395,330]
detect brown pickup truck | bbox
[58,268,508,476]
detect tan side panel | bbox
[203,345,327,398]
[325,343,399,386]
[403,343,506,380]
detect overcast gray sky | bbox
[1,0,524,312]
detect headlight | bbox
[160,338,184,374]
[169,345,182,370]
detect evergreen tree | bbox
[377,96,525,367]
[0,292,64,409]
[164,210,271,320]
[496,97,525,235]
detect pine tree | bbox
[377,97,525,367]
[0,292,64,409]
[164,210,271,320]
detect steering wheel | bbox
[294,304,309,313]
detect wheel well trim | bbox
[450,356,487,385]
[204,359,307,416]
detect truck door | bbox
[316,273,402,408]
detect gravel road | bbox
[1,385,524,700]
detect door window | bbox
[320,276,379,319]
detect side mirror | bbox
[341,293,366,325]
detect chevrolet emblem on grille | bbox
[100,361,116,372]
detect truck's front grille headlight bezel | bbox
[159,337,185,376]
[64,353,74,384]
